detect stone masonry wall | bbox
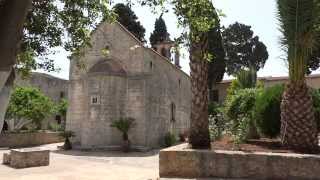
[0,132,63,148]
[67,22,191,148]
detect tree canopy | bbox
[208,17,226,88]
[150,14,170,47]
[222,22,269,75]
[113,3,146,43]
[14,0,116,76]
[5,86,55,129]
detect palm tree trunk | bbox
[281,83,318,152]
[189,33,211,149]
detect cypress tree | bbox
[150,14,170,47]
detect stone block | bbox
[9,148,50,169]
[2,153,10,165]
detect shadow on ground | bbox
[52,148,160,158]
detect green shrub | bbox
[224,88,257,121]
[208,103,228,141]
[254,84,284,138]
[224,88,259,142]
[48,122,64,132]
[110,117,135,141]
[208,102,220,116]
[236,69,256,89]
[164,132,176,147]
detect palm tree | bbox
[174,0,219,149]
[189,32,211,149]
[277,0,320,151]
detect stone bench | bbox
[3,148,50,168]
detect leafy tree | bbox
[0,0,116,132]
[141,0,219,149]
[6,86,55,130]
[56,99,68,118]
[113,3,146,43]
[222,22,269,76]
[207,16,226,91]
[150,14,170,47]
[277,0,320,151]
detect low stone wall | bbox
[160,143,320,179]
[0,132,63,148]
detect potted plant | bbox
[59,130,75,150]
[110,117,135,152]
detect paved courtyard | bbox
[0,143,159,180]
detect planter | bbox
[159,143,320,179]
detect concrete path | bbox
[0,143,159,180]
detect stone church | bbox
[66,21,191,149]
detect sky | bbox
[39,0,293,80]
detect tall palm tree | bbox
[277,0,320,151]
[174,0,218,149]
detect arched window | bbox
[171,103,176,122]
[150,61,153,69]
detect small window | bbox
[91,95,100,105]
[150,61,153,69]
[55,115,62,124]
[210,90,219,102]
[60,91,65,98]
[171,103,176,122]
[178,79,181,87]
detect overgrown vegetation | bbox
[254,85,283,138]
[224,88,259,143]
[221,82,320,145]
[164,132,177,147]
[208,103,227,141]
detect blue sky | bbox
[40,0,293,80]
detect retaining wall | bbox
[0,132,63,148]
[160,143,320,179]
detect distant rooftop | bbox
[219,74,320,84]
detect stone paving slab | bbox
[0,143,159,180]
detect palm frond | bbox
[277,0,320,82]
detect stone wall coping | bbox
[161,143,320,158]
[160,143,320,179]
[11,148,49,153]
